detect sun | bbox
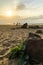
[6,10,12,17]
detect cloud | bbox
[29,15,43,20]
[15,3,26,10]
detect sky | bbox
[0,0,43,24]
[0,0,43,17]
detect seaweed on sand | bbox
[9,40,25,59]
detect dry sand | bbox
[0,25,29,65]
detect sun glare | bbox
[6,10,12,17]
